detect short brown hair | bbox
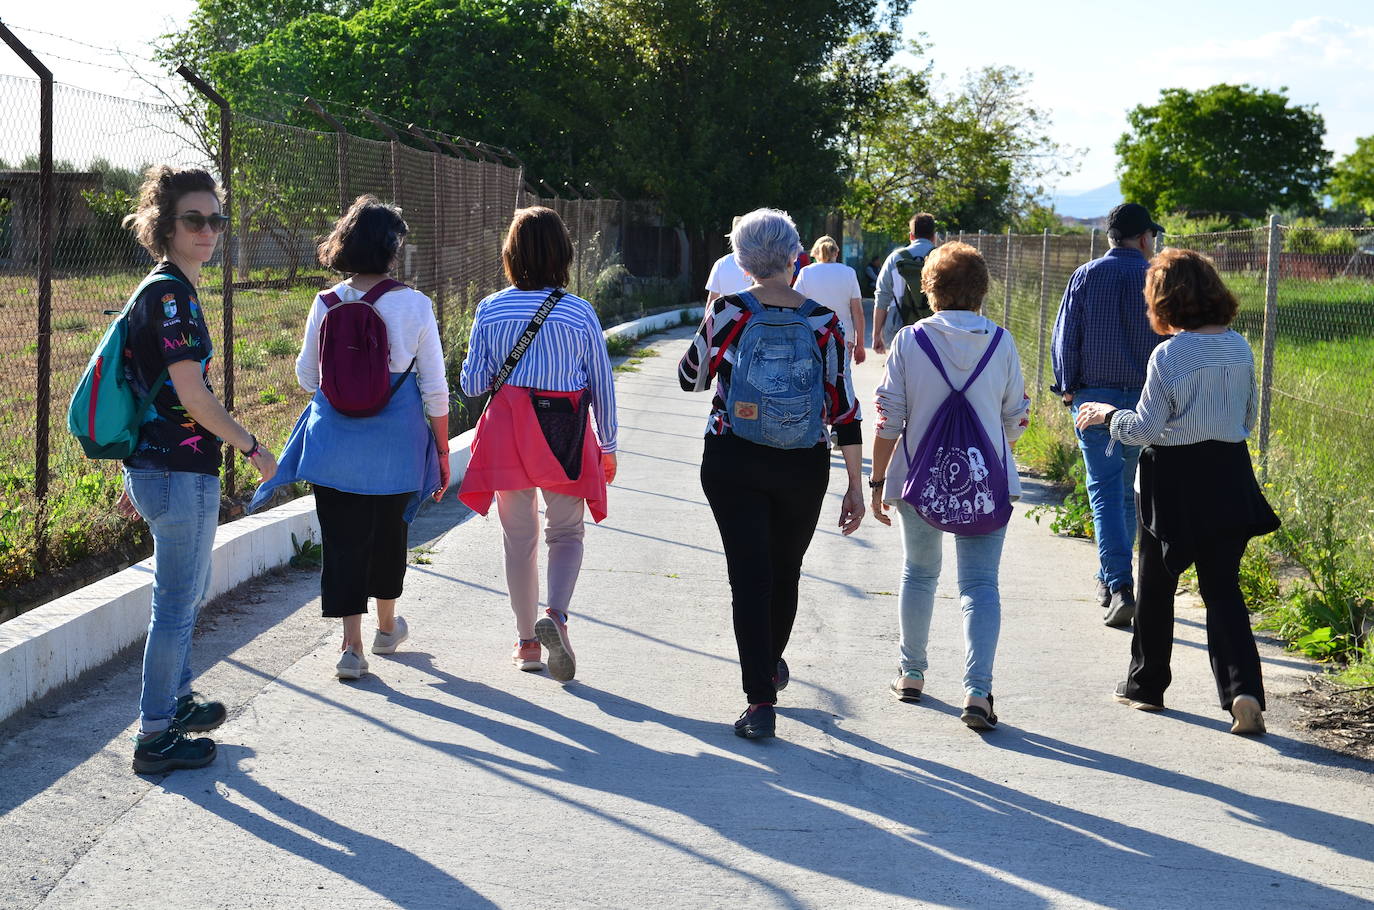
[123,165,220,259]
[810,235,839,263]
[909,212,936,239]
[1144,248,1239,333]
[921,241,988,312]
[503,207,573,291]
[317,194,408,274]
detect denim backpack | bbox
[725,291,825,449]
[67,273,192,459]
[899,326,1012,535]
[318,278,414,417]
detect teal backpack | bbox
[68,273,192,459]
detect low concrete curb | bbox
[0,304,704,723]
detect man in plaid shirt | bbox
[1051,203,1166,628]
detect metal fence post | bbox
[1,22,54,562]
[1088,228,1097,261]
[1003,228,1013,326]
[177,66,236,500]
[1035,228,1051,399]
[1257,213,1281,476]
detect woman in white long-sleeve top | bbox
[1076,248,1278,735]
[868,242,1030,731]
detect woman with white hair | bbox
[678,208,865,740]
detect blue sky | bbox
[898,0,1374,191]
[2,1,1371,195]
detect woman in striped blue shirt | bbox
[458,207,617,683]
[1076,249,1278,735]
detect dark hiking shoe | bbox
[734,704,776,739]
[960,694,998,731]
[1103,586,1136,628]
[773,658,790,693]
[174,692,227,733]
[132,723,216,774]
[1095,578,1111,609]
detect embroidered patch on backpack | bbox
[734,401,758,420]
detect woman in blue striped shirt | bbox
[458,207,618,682]
[1076,248,1278,735]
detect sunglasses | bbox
[175,213,231,234]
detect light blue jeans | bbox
[893,501,1006,697]
[125,469,220,734]
[1071,387,1142,592]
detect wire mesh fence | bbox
[959,224,1374,562]
[0,70,688,605]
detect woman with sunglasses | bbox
[119,166,278,774]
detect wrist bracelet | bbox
[242,435,261,459]
[868,477,886,489]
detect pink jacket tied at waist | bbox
[458,383,608,522]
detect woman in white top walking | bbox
[794,236,865,366]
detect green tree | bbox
[845,65,1075,237]
[1116,84,1331,218]
[1329,136,1374,217]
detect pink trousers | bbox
[495,488,587,639]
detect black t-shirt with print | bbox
[122,261,222,476]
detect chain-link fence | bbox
[956,223,1374,561]
[0,66,689,607]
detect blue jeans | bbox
[1071,387,1142,593]
[893,501,1006,697]
[125,469,220,734]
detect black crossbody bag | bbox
[485,289,591,480]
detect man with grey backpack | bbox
[871,212,937,354]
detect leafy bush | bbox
[1026,461,1094,539]
[1283,218,1359,255]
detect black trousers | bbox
[1125,514,1266,712]
[314,486,414,618]
[701,434,830,705]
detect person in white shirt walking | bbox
[705,216,753,304]
[794,236,865,366]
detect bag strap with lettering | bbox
[488,288,565,397]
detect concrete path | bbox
[2,325,1371,910]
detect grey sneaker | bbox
[372,616,409,654]
[534,609,576,682]
[336,648,369,680]
[1103,587,1136,628]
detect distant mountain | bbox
[1051,181,1122,219]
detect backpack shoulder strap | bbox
[796,298,820,318]
[361,278,405,304]
[959,327,1005,393]
[912,327,955,390]
[733,291,763,314]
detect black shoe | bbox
[1095,578,1110,609]
[733,704,776,739]
[960,694,998,731]
[1103,586,1136,628]
[132,723,216,774]
[773,659,790,693]
[174,692,227,733]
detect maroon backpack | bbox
[317,278,415,417]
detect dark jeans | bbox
[701,434,830,705]
[1124,514,1266,712]
[314,486,414,618]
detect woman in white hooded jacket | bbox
[869,242,1030,730]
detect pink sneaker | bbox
[534,609,576,681]
[512,638,544,672]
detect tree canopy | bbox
[843,64,1075,237]
[168,0,913,237]
[1329,136,1374,217]
[1116,84,1331,219]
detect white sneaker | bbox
[372,616,409,654]
[336,648,369,680]
[1230,694,1266,735]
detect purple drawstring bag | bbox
[899,326,1013,536]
